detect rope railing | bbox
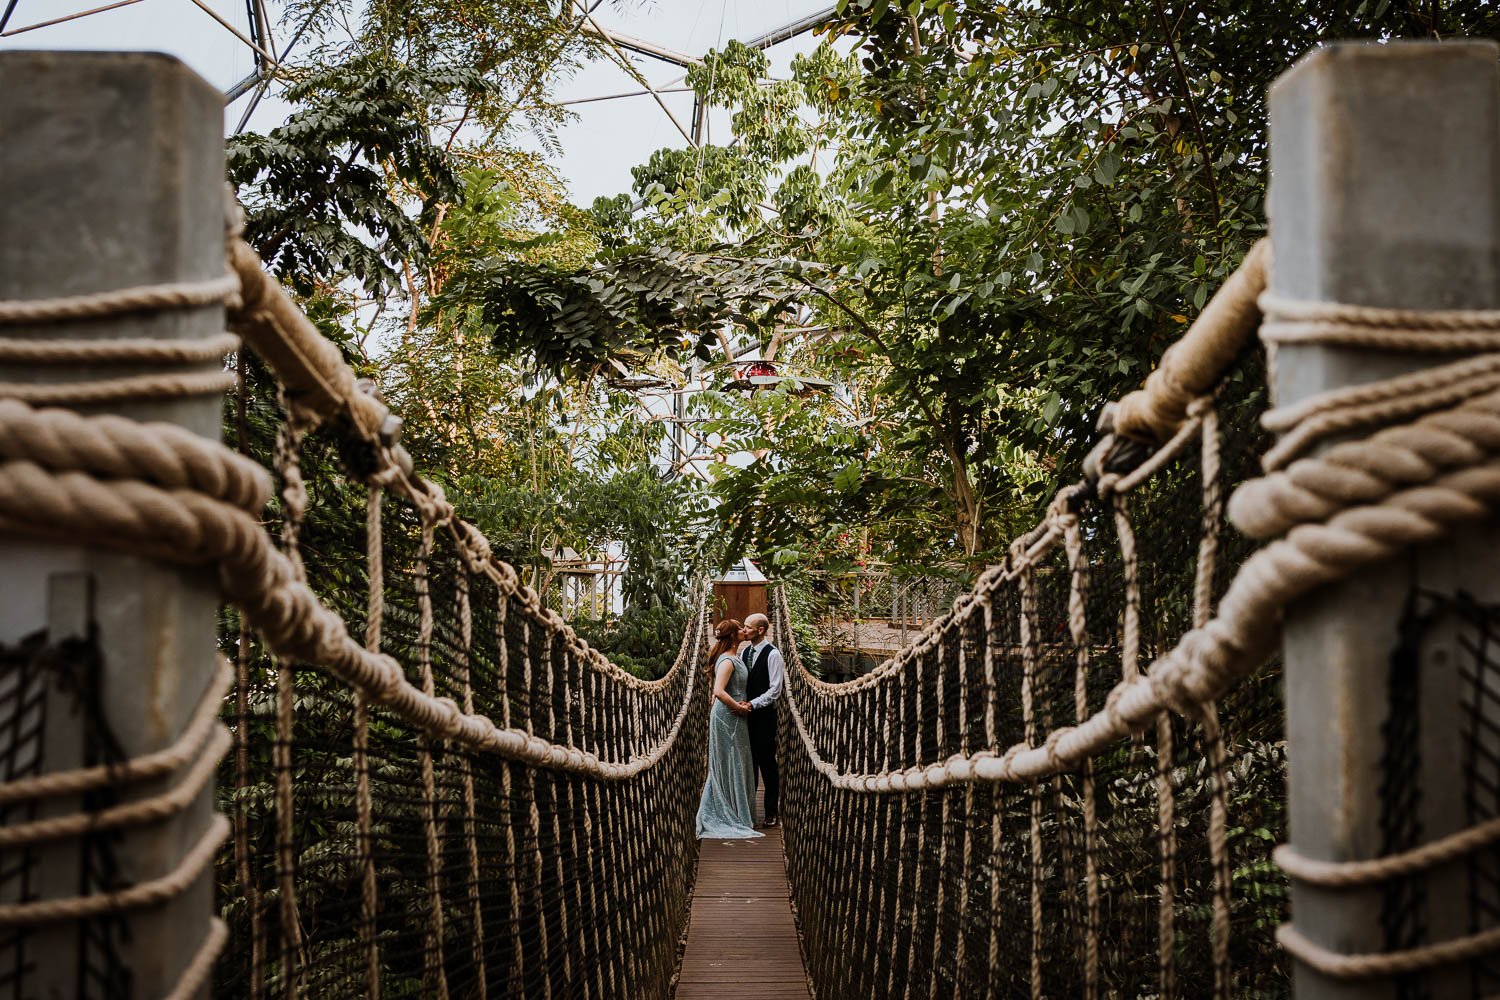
[219,229,714,998]
[775,234,1500,997]
[0,217,713,998]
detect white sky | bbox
[0,0,833,205]
[0,0,836,486]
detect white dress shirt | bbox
[744,639,785,711]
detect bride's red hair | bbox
[708,619,742,663]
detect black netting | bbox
[0,632,133,1000]
[779,367,1290,999]
[0,636,47,1000]
[213,366,708,999]
[1381,590,1500,1000]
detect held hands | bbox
[733,700,753,716]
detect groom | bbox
[741,613,784,827]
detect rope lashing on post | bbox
[0,660,233,847]
[1273,814,1500,889]
[0,661,233,1000]
[1228,292,1500,980]
[0,331,242,364]
[0,273,241,325]
[0,814,230,925]
[0,651,231,807]
[0,275,241,402]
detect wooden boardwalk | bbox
[677,797,809,999]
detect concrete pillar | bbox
[1269,40,1500,999]
[0,52,228,998]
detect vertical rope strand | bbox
[272,410,308,1000]
[455,571,488,999]
[1019,566,1043,1000]
[543,633,574,988]
[1117,493,1178,1000]
[497,595,523,994]
[521,616,554,1000]
[954,621,974,991]
[235,616,264,1000]
[357,485,382,1000]
[1196,405,1233,999]
[233,353,265,1000]
[1063,519,1101,1000]
[274,656,300,1000]
[982,595,1003,1000]
[414,521,450,1000]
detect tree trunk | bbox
[945,441,981,556]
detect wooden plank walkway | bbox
[677,794,809,999]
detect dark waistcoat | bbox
[745,644,773,702]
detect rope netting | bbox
[0,218,712,999]
[774,235,1500,997]
[8,148,1500,1000]
[774,387,1285,998]
[220,236,714,999]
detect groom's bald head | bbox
[744,613,769,637]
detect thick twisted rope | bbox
[1230,293,1500,539]
[27,442,703,775]
[783,277,1500,802]
[1111,238,1269,444]
[0,273,240,324]
[0,397,270,509]
[0,813,229,924]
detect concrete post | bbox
[0,52,228,998]
[1269,40,1500,999]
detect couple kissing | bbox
[695,613,782,839]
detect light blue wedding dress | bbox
[695,652,763,840]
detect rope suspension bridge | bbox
[3,38,1500,1000]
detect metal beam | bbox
[575,1,697,146]
[581,22,701,67]
[185,0,278,67]
[1,0,145,37]
[561,85,693,107]
[744,6,837,50]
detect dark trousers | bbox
[748,708,779,819]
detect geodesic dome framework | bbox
[0,1,835,140]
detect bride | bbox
[695,618,763,839]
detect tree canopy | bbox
[230,0,1500,630]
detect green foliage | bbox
[437,246,806,378]
[229,56,494,297]
[570,603,692,679]
[572,1,1500,571]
